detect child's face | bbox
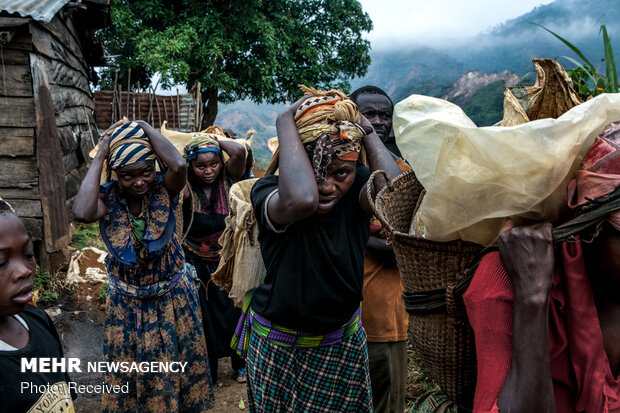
[0,214,35,317]
[316,159,357,215]
[191,152,223,184]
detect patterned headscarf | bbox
[567,121,620,231]
[295,86,365,180]
[184,133,222,162]
[265,85,366,179]
[108,122,156,170]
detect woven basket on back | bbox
[367,170,482,401]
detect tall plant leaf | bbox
[558,55,599,86]
[600,24,619,93]
[531,23,598,75]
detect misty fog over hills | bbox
[217,0,620,166]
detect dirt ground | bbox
[44,261,248,412]
[44,247,429,412]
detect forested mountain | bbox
[217,0,620,166]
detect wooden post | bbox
[112,69,119,123]
[163,99,169,127]
[195,82,201,131]
[117,85,122,122]
[170,96,175,129]
[126,68,131,118]
[156,93,162,127]
[30,54,69,252]
[176,88,181,130]
[137,81,141,120]
[147,86,154,125]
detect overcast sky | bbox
[359,0,554,47]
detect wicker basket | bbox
[367,170,482,401]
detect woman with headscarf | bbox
[231,86,402,412]
[181,127,248,383]
[73,120,214,412]
[463,122,620,412]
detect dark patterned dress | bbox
[183,176,245,382]
[99,174,214,412]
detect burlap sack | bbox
[211,178,266,306]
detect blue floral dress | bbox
[99,174,213,412]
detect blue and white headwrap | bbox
[184,133,222,162]
[108,122,156,170]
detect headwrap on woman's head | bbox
[108,122,156,170]
[295,85,366,180]
[184,128,223,162]
[265,85,366,180]
[567,121,620,231]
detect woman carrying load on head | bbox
[231,86,403,412]
[182,127,248,383]
[463,122,620,413]
[72,120,214,412]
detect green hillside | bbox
[216,0,620,165]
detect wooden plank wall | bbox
[94,91,198,132]
[0,23,41,239]
[0,13,97,253]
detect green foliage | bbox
[33,268,59,304]
[97,0,373,119]
[98,282,109,302]
[534,22,619,96]
[72,223,106,251]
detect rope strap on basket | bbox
[403,187,620,315]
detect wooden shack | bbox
[0,1,109,265]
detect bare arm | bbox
[360,115,402,214]
[218,138,246,182]
[496,223,556,413]
[367,236,396,263]
[267,98,318,226]
[72,122,122,222]
[135,120,187,194]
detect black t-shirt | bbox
[250,166,371,334]
[0,306,75,413]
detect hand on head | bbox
[287,95,312,116]
[97,120,124,157]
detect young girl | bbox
[182,127,248,383]
[72,121,213,412]
[0,198,76,411]
[234,87,402,412]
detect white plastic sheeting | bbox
[394,93,620,245]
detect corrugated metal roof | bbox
[0,0,71,23]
